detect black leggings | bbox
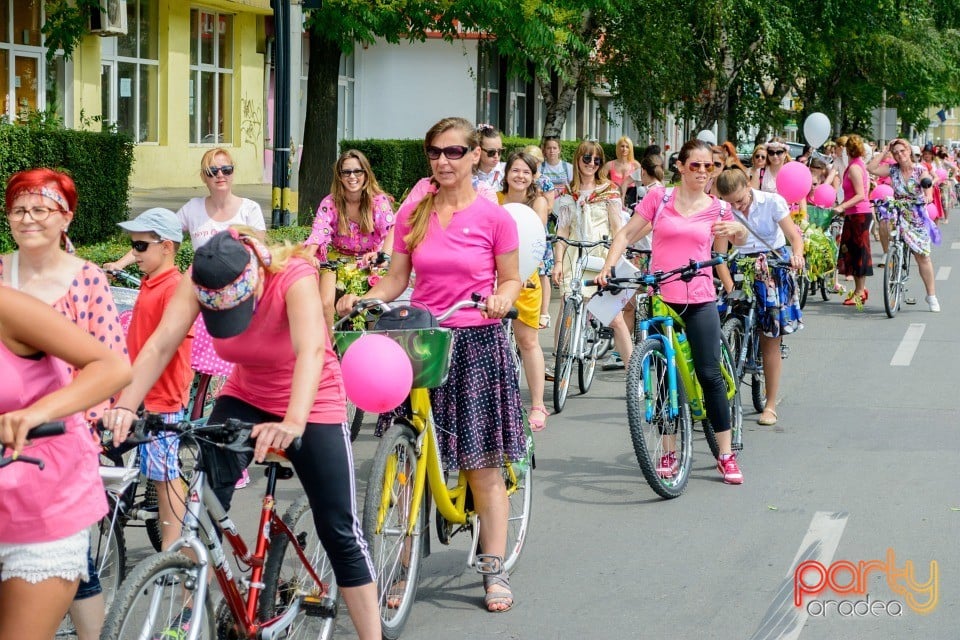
[665,301,730,434]
[206,395,374,588]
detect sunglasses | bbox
[204,165,235,177]
[767,149,786,156]
[753,154,766,160]
[483,147,506,158]
[339,168,366,178]
[131,239,165,252]
[581,155,603,166]
[426,145,470,160]
[713,161,723,168]
[687,161,718,173]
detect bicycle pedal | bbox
[302,594,338,618]
[597,327,614,340]
[474,553,503,575]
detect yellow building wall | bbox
[65,1,268,189]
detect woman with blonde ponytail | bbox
[338,117,524,613]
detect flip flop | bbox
[529,406,549,432]
[757,409,778,426]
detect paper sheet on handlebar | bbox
[586,257,642,326]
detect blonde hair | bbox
[523,145,545,163]
[330,149,387,235]
[404,117,479,254]
[231,225,313,273]
[616,136,636,163]
[200,148,235,175]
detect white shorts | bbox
[0,528,90,584]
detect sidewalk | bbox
[127,183,273,219]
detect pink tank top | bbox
[0,342,107,543]
[842,158,872,215]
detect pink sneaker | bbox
[656,452,679,478]
[717,454,743,485]
[235,468,250,489]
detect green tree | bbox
[41,0,103,62]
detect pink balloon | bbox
[869,184,894,201]
[927,202,940,221]
[935,168,948,182]
[341,334,413,413]
[812,184,836,208]
[775,161,813,204]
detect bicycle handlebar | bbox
[0,422,66,470]
[593,255,725,292]
[336,293,518,330]
[547,235,610,250]
[99,416,262,455]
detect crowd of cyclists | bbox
[0,118,951,638]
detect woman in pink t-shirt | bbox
[597,139,750,485]
[0,287,129,639]
[338,116,523,613]
[105,228,380,639]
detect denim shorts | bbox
[0,528,89,584]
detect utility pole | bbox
[270,0,292,227]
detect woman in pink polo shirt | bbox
[597,139,749,485]
[338,116,523,613]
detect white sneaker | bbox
[926,295,941,312]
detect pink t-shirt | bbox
[393,194,519,328]
[638,187,732,304]
[304,193,396,261]
[842,158,872,215]
[213,259,346,424]
[0,340,107,543]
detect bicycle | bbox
[797,206,843,308]
[882,207,912,318]
[604,256,741,499]
[101,416,339,640]
[335,296,534,639]
[718,254,793,416]
[551,235,614,413]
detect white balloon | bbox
[502,202,547,280]
[803,112,831,149]
[697,129,717,145]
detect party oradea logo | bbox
[794,548,938,617]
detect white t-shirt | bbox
[176,197,267,248]
[737,189,788,254]
[474,162,506,189]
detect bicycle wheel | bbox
[798,273,809,309]
[502,459,532,573]
[347,401,365,442]
[259,496,338,640]
[57,513,127,638]
[362,424,426,640]
[819,276,830,301]
[626,339,694,499]
[578,315,600,394]
[750,331,767,414]
[101,551,215,640]
[188,373,228,422]
[883,240,904,318]
[553,299,578,413]
[707,323,745,460]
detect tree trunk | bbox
[540,54,585,139]
[298,28,341,226]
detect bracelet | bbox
[114,406,137,415]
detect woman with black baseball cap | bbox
[104,226,379,638]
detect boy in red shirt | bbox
[117,208,194,551]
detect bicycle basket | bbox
[334,328,455,389]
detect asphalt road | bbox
[121,219,960,640]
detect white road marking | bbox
[890,323,926,367]
[750,511,849,640]
[936,266,951,281]
[951,241,960,250]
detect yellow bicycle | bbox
[335,296,534,639]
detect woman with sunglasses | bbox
[474,124,507,189]
[553,141,633,370]
[0,168,131,640]
[748,145,767,189]
[597,139,749,484]
[303,149,395,331]
[338,116,524,612]
[759,138,792,194]
[104,148,266,271]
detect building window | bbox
[337,53,354,141]
[477,47,500,129]
[507,75,526,137]
[101,0,158,142]
[189,9,233,144]
[0,0,45,121]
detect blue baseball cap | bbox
[117,207,183,243]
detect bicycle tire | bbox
[750,329,767,413]
[798,274,809,309]
[707,325,745,460]
[143,481,163,553]
[553,299,577,413]
[626,339,694,499]
[819,276,830,301]
[503,458,533,573]
[101,551,215,640]
[362,424,426,640]
[347,401,365,442]
[883,241,903,318]
[259,496,338,640]
[188,373,228,422]
[578,315,599,394]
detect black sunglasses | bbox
[204,164,235,177]
[581,155,603,166]
[483,147,506,158]
[131,239,165,252]
[426,145,470,160]
[753,154,766,160]
[768,149,786,156]
[339,168,366,178]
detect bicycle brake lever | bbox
[0,454,45,470]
